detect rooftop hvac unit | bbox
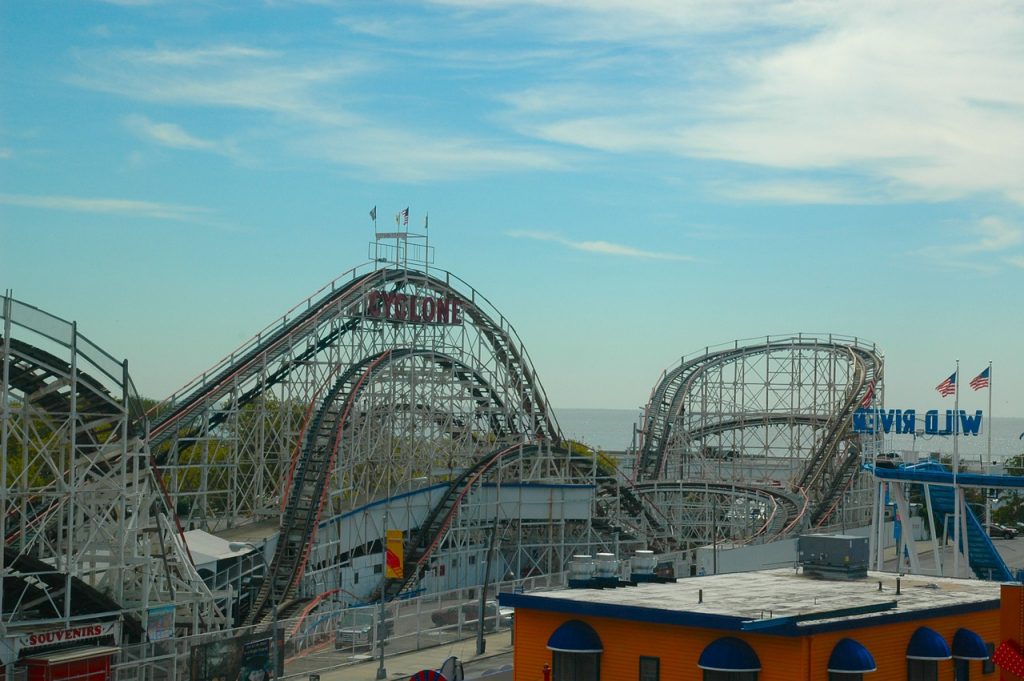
[798,534,869,580]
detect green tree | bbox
[992,453,1024,526]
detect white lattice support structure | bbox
[636,334,884,545]
[0,294,221,658]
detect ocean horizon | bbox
[555,407,1024,462]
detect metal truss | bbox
[636,334,883,544]
[0,295,222,651]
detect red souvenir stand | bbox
[17,646,120,681]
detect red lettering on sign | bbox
[366,291,383,317]
[361,292,464,325]
[383,293,397,318]
[421,297,435,322]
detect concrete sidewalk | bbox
[283,630,514,681]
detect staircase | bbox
[919,466,1012,581]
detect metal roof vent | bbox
[594,553,619,587]
[630,550,658,582]
[568,555,595,588]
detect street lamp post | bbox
[230,541,280,679]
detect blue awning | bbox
[828,638,877,674]
[952,628,989,660]
[907,626,952,661]
[546,620,603,653]
[698,637,761,672]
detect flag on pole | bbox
[401,207,409,226]
[369,206,376,221]
[935,372,957,397]
[860,380,875,408]
[970,367,990,391]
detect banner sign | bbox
[19,621,119,650]
[853,408,983,436]
[190,632,281,681]
[147,604,176,642]
[386,529,404,579]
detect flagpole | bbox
[987,361,993,471]
[953,359,961,578]
[985,361,993,531]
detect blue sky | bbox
[2,1,1023,417]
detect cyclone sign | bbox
[363,291,464,325]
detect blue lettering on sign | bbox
[851,408,982,436]
[898,409,915,434]
[852,409,872,434]
[960,410,983,435]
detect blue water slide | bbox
[877,461,1012,581]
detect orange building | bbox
[499,567,1000,681]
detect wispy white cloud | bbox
[71,44,364,127]
[0,148,12,160]
[71,42,566,179]
[486,1,1024,206]
[508,230,693,261]
[956,217,1024,254]
[123,114,238,157]
[914,217,1024,272]
[711,179,878,205]
[0,193,213,222]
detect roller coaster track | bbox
[372,442,536,602]
[632,481,809,543]
[148,266,560,452]
[2,549,145,641]
[246,346,536,624]
[2,337,130,542]
[637,336,882,530]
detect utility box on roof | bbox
[798,534,869,579]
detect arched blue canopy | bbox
[952,628,989,660]
[907,626,952,661]
[546,620,603,653]
[828,638,877,674]
[698,637,761,672]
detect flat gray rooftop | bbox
[507,569,1001,632]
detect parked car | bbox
[335,608,394,649]
[430,600,512,631]
[987,523,1017,539]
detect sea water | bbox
[555,408,1024,463]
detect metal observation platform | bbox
[1,244,885,676]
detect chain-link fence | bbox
[101,573,565,681]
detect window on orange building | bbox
[698,637,760,681]
[639,655,659,681]
[547,620,603,681]
[907,659,938,681]
[552,650,600,681]
[828,637,876,681]
[906,626,951,681]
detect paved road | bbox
[282,628,513,680]
[884,534,1024,576]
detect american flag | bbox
[970,367,990,391]
[935,372,956,397]
[401,207,409,225]
[859,380,875,408]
